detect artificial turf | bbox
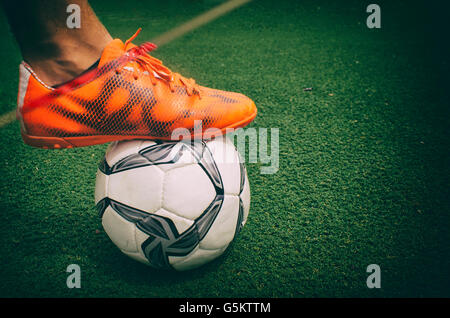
[0,0,449,297]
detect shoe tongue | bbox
[98,39,127,67]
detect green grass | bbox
[0,0,449,297]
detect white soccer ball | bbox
[94,137,250,271]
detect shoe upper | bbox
[17,34,257,140]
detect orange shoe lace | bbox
[117,28,202,98]
[26,29,203,112]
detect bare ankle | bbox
[25,36,111,86]
[4,0,113,86]
[28,58,92,87]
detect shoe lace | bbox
[116,28,202,98]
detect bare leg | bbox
[1,0,112,86]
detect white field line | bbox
[0,110,16,128]
[151,0,253,47]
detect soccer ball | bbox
[94,136,250,271]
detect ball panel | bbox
[108,166,163,213]
[169,245,227,271]
[240,170,251,226]
[154,208,194,234]
[134,228,150,264]
[94,169,108,205]
[151,143,199,173]
[163,164,216,220]
[102,206,138,253]
[199,194,240,250]
[206,137,241,195]
[105,140,149,166]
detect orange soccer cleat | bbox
[16,29,257,149]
